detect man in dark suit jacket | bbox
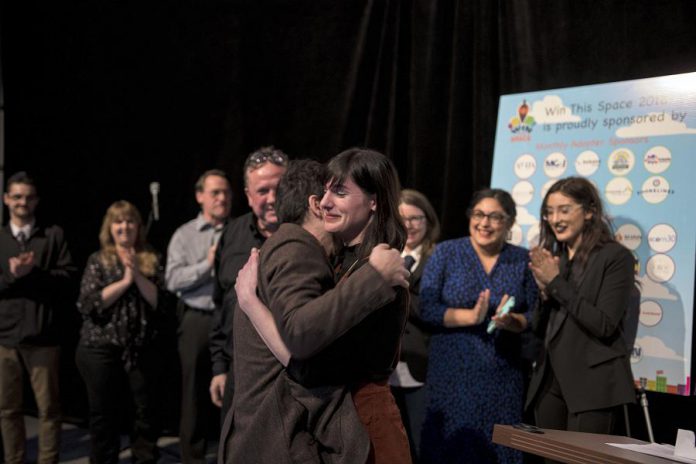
[0,172,76,464]
[221,160,408,464]
[209,147,288,416]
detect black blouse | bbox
[76,251,166,370]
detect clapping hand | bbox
[471,289,490,326]
[117,247,137,284]
[491,294,526,333]
[9,251,35,278]
[529,246,560,290]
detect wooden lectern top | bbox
[493,424,677,464]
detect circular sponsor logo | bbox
[643,146,672,174]
[639,300,663,327]
[574,150,600,176]
[526,223,540,247]
[641,176,671,204]
[540,179,557,201]
[608,148,635,176]
[543,152,568,178]
[648,224,677,253]
[604,177,633,205]
[508,223,523,245]
[646,254,675,283]
[514,154,537,179]
[512,181,535,206]
[615,223,642,251]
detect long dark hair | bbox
[326,148,406,258]
[539,177,616,269]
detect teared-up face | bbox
[110,216,138,248]
[468,197,508,252]
[3,183,39,224]
[400,203,427,251]
[197,175,231,225]
[245,163,286,231]
[543,192,592,250]
[320,177,376,246]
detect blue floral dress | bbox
[420,237,537,464]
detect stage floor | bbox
[14,415,218,463]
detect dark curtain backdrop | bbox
[2,0,696,440]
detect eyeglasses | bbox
[542,204,583,221]
[402,215,426,226]
[468,210,507,225]
[244,147,289,170]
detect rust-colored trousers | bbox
[352,381,412,464]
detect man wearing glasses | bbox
[0,172,76,464]
[209,147,288,417]
[165,170,232,463]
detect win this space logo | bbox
[508,100,536,133]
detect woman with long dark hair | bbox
[318,148,412,463]
[76,201,167,463]
[526,176,636,435]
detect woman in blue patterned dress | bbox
[420,189,538,464]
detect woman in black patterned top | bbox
[76,200,167,464]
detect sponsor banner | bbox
[491,72,696,395]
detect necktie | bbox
[16,231,27,252]
[404,255,416,271]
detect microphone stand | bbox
[145,209,155,237]
[145,182,160,237]
[638,386,655,443]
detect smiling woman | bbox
[75,200,169,463]
[419,188,538,464]
[526,177,637,436]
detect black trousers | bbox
[76,344,160,464]
[391,385,426,462]
[534,365,619,433]
[178,307,216,464]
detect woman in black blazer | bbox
[526,177,636,434]
[389,188,440,462]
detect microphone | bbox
[149,182,160,221]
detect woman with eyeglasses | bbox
[419,188,537,464]
[389,189,440,462]
[526,177,635,436]
[76,201,169,463]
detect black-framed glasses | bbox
[244,147,289,170]
[402,215,426,226]
[468,210,507,225]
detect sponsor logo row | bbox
[514,146,671,179]
[511,175,672,205]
